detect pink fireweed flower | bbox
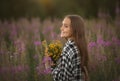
[47,26,53,31]
[112,37,118,42]
[42,26,53,34]
[0,67,11,74]
[112,37,120,46]
[97,37,105,46]
[36,65,43,75]
[13,65,29,73]
[104,41,112,47]
[9,23,18,40]
[14,39,26,54]
[36,62,52,75]
[51,32,57,40]
[42,56,52,64]
[88,41,96,48]
[34,41,41,46]
[95,53,107,63]
[44,68,51,74]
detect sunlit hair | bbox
[65,15,89,73]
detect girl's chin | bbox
[60,36,65,38]
[60,36,68,39]
[60,35,66,38]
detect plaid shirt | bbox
[51,39,84,81]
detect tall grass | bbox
[0,16,120,81]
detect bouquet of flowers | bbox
[42,40,63,64]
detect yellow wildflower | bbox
[42,40,63,63]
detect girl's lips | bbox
[61,31,65,34]
[61,32,65,35]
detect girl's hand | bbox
[44,56,51,69]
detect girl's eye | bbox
[64,25,68,28]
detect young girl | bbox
[46,15,89,81]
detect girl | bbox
[46,15,89,81]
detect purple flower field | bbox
[0,16,120,81]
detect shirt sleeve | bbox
[51,53,72,81]
[51,57,62,81]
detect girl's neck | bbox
[67,37,75,41]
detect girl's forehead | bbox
[62,17,71,25]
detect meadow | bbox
[0,16,120,81]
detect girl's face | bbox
[60,17,73,39]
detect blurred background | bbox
[0,0,120,19]
[0,0,120,81]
